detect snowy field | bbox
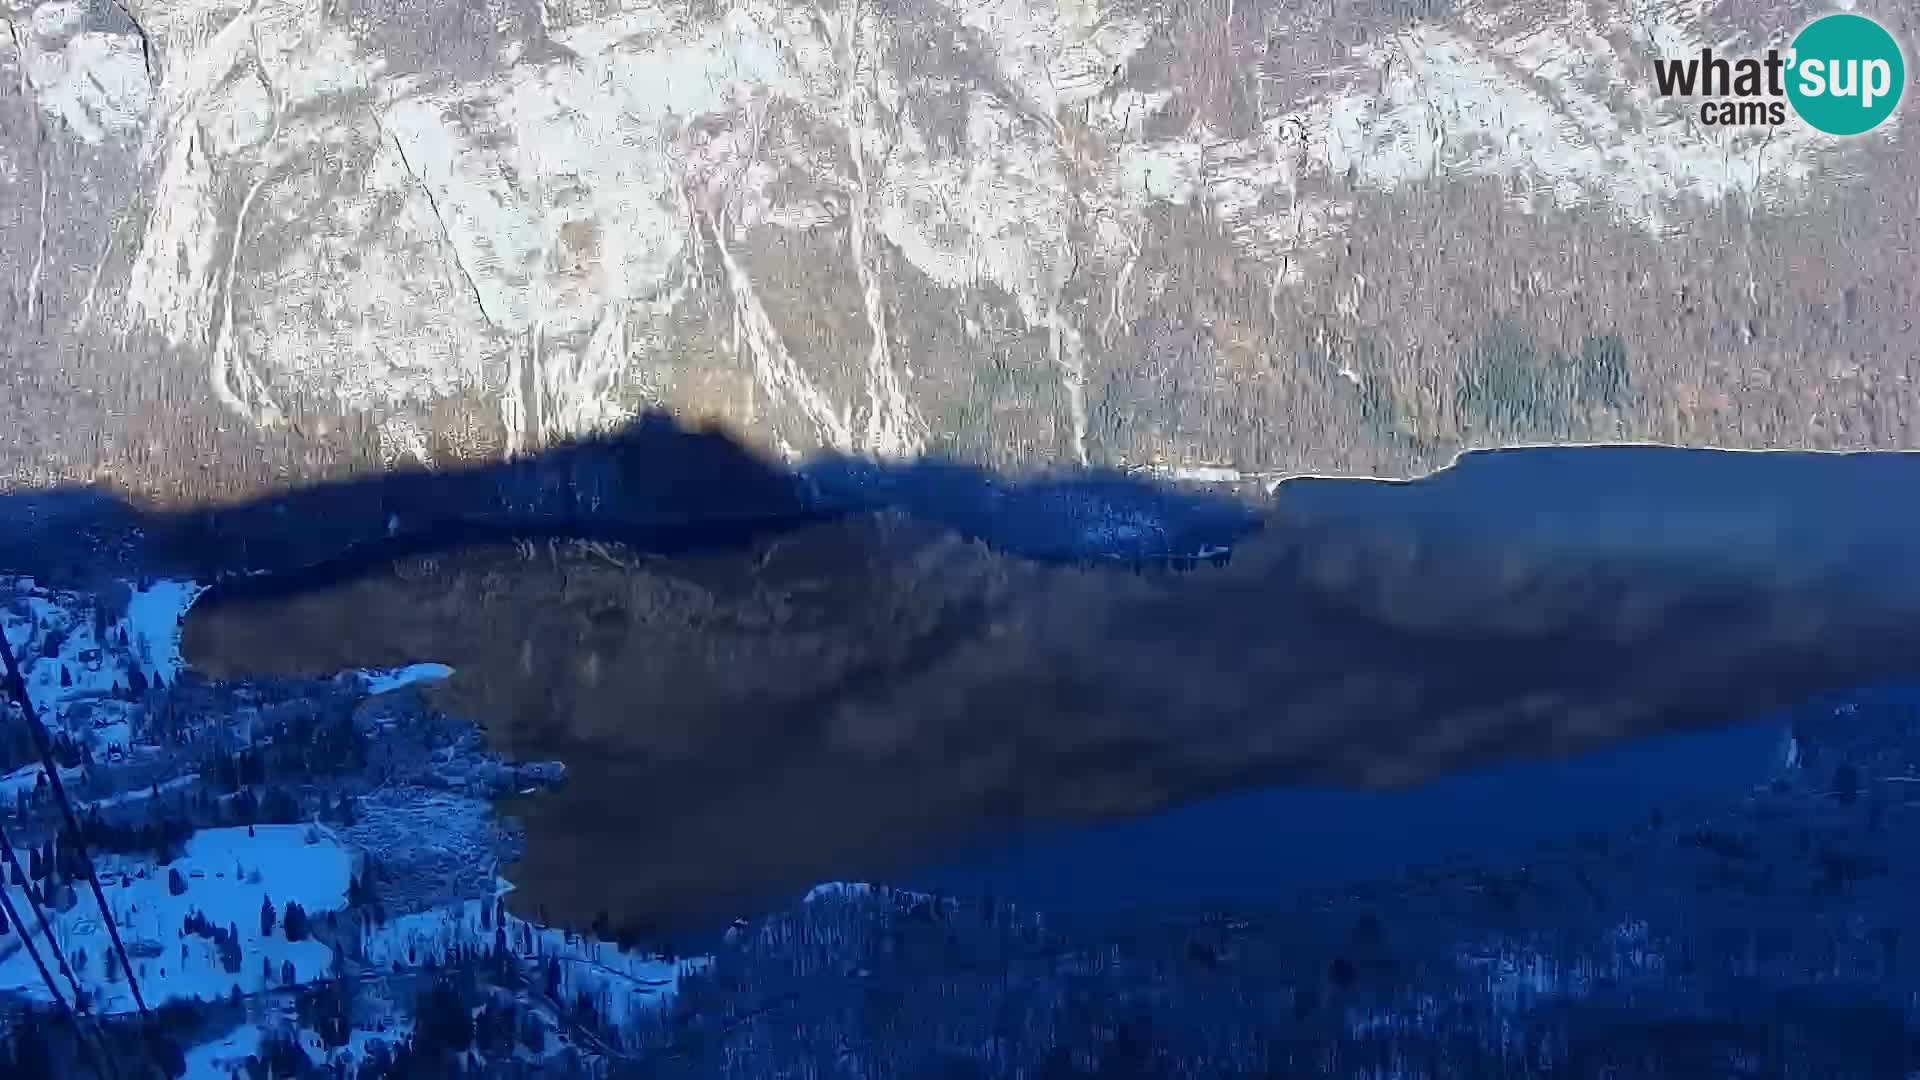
[0,825,356,1014]
[183,1022,264,1080]
[362,892,697,1031]
[1,576,202,704]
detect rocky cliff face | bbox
[3,0,1915,501]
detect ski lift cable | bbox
[0,821,114,1080]
[0,820,92,1009]
[2,635,170,1078]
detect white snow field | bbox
[0,825,356,1013]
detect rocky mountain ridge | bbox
[3,0,1915,503]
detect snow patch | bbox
[1163,464,1244,484]
[124,124,224,349]
[21,29,153,145]
[182,1023,263,1080]
[2,576,199,720]
[360,663,455,695]
[0,825,356,1014]
[126,579,203,684]
[940,0,1148,115]
[1317,21,1818,225]
[1099,0,1835,274]
[80,771,201,812]
[29,2,86,40]
[0,760,84,802]
[802,880,938,905]
[363,894,699,1029]
[876,92,1075,329]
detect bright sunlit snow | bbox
[125,579,205,685]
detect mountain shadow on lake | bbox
[0,410,1262,588]
[120,417,1920,932]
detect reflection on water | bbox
[178,446,1920,932]
[899,719,1792,925]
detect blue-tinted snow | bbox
[2,575,200,710]
[124,579,204,684]
[181,1022,262,1080]
[0,825,355,1013]
[359,663,455,695]
[361,894,697,1029]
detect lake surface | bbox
[170,444,1920,933]
[893,718,1794,924]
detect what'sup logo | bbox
[1651,13,1906,135]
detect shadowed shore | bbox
[168,435,1920,931]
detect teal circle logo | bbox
[1786,13,1905,136]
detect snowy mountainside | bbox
[3,0,1915,497]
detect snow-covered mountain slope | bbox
[0,824,355,1012]
[0,575,198,704]
[2,0,1915,496]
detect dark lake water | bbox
[891,718,1794,923]
[169,444,1920,934]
